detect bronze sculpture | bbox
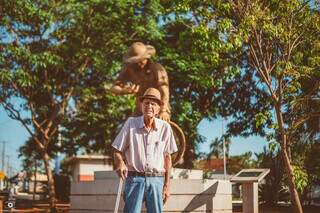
[111,42,185,165]
[110,42,171,121]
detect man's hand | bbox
[162,184,170,204]
[163,153,172,205]
[114,150,128,180]
[110,83,139,95]
[122,84,140,94]
[159,111,170,122]
[115,161,128,180]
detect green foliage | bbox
[218,72,273,137]
[18,136,45,175]
[255,111,272,129]
[209,2,319,209]
[228,151,256,174]
[256,147,289,204]
[157,0,242,166]
[200,10,320,208]
[292,165,309,194]
[306,143,320,183]
[0,0,244,170]
[1,0,318,188]
[59,0,166,156]
[260,135,320,203]
[206,136,231,159]
[0,0,167,158]
[304,142,320,186]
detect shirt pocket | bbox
[153,140,165,155]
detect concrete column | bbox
[242,182,258,213]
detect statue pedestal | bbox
[70,169,232,213]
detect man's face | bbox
[142,98,160,119]
[137,59,148,69]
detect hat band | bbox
[142,95,160,100]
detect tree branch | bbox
[29,102,47,135]
[0,101,44,150]
[290,112,320,132]
[249,43,278,102]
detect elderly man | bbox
[112,88,178,213]
[110,42,171,121]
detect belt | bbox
[127,171,165,177]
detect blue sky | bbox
[0,106,267,174]
[197,118,267,156]
[0,107,30,174]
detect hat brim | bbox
[139,95,163,106]
[123,45,156,63]
[123,54,152,63]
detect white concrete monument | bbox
[70,169,232,213]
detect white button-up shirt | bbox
[112,116,178,172]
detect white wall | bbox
[79,160,113,175]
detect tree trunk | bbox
[43,151,57,213]
[33,160,37,201]
[275,104,303,213]
[280,142,303,213]
[183,137,196,169]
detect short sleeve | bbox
[112,118,131,152]
[164,124,178,155]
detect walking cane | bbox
[114,177,124,213]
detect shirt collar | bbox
[139,115,158,131]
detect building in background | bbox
[65,155,113,181]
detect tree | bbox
[220,1,319,212]
[210,138,223,159]
[305,142,320,199]
[207,136,231,159]
[0,1,167,210]
[291,134,320,204]
[172,0,319,211]
[227,151,256,174]
[0,1,94,210]
[18,136,54,175]
[157,0,241,167]
[46,0,241,170]
[55,0,168,159]
[255,147,288,205]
